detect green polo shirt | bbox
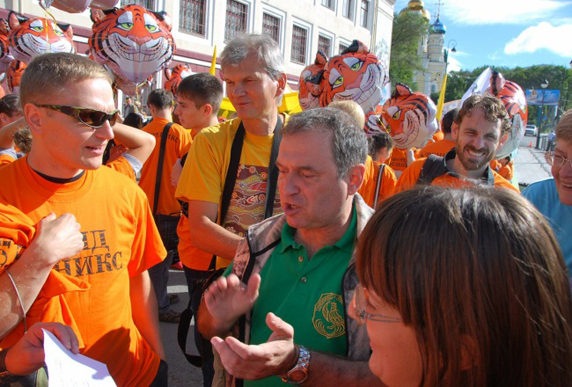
[242,205,357,387]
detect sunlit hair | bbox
[367,131,394,158]
[0,94,21,117]
[455,94,511,136]
[13,127,32,154]
[357,186,572,386]
[328,100,365,128]
[556,109,572,144]
[221,34,285,104]
[20,53,111,107]
[178,72,223,113]
[282,107,367,179]
[147,89,173,110]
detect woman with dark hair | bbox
[352,186,572,386]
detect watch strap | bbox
[280,345,310,385]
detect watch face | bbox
[289,369,308,383]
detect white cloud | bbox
[447,56,462,72]
[504,22,572,57]
[442,0,567,25]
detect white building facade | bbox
[1,0,396,91]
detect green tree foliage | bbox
[388,12,428,89]
[444,65,572,125]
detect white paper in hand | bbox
[42,329,117,386]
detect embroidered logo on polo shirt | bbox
[312,293,346,339]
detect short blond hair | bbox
[20,53,111,107]
[328,100,365,128]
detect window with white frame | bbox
[262,13,281,44]
[291,25,308,64]
[225,0,248,42]
[360,0,369,28]
[179,0,207,36]
[122,0,155,9]
[321,0,335,10]
[342,0,353,19]
[339,42,349,54]
[318,35,332,57]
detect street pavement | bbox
[160,135,553,386]
[514,134,552,189]
[162,268,203,386]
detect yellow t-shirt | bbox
[176,117,285,268]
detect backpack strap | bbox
[372,163,385,209]
[417,154,448,186]
[152,122,173,216]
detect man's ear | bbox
[451,122,459,141]
[346,163,366,195]
[497,132,509,151]
[275,73,287,99]
[0,113,8,126]
[24,103,42,134]
[202,103,213,118]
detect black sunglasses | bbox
[36,104,120,128]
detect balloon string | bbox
[39,2,58,54]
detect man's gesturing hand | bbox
[28,213,84,268]
[211,312,298,380]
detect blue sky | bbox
[393,0,572,72]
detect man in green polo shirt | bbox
[197,108,383,386]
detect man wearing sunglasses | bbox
[524,109,572,278]
[0,53,168,386]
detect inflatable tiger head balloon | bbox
[298,50,328,110]
[0,34,14,75]
[89,5,175,93]
[40,0,120,13]
[320,40,387,115]
[486,71,527,159]
[164,64,192,97]
[4,11,75,64]
[381,83,438,149]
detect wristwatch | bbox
[281,345,310,385]
[0,348,23,384]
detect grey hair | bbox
[282,107,368,178]
[221,34,285,80]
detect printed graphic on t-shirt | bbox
[53,229,123,277]
[312,293,346,339]
[0,239,23,268]
[224,164,281,237]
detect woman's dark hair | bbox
[0,94,21,117]
[357,186,572,386]
[123,112,144,129]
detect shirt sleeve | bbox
[393,160,424,194]
[127,190,167,277]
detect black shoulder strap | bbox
[264,117,283,219]
[372,163,385,209]
[417,154,447,186]
[152,122,173,216]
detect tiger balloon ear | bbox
[164,67,172,80]
[153,11,172,31]
[392,83,413,98]
[8,11,27,30]
[90,8,116,23]
[58,23,73,40]
[0,19,9,36]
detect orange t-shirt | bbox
[139,118,192,215]
[418,139,456,158]
[490,159,514,181]
[177,214,213,270]
[394,155,519,194]
[106,155,136,181]
[432,130,444,142]
[0,153,15,167]
[358,156,397,208]
[0,158,166,387]
[388,148,420,177]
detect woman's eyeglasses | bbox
[353,284,402,325]
[36,104,120,128]
[547,152,572,169]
